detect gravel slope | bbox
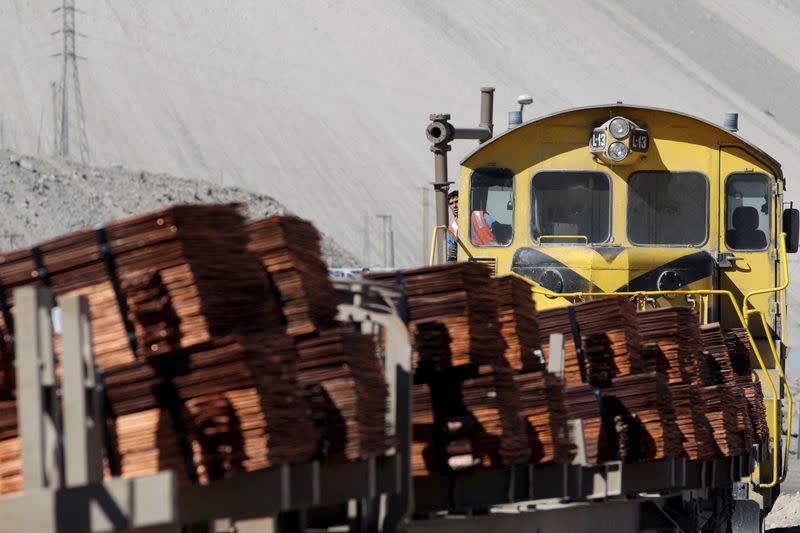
[0,149,357,266]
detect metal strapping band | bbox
[96,368,121,476]
[428,371,451,476]
[152,356,199,483]
[94,227,138,355]
[394,270,410,324]
[30,245,51,288]
[566,306,587,383]
[593,386,620,461]
[567,306,619,460]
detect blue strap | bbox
[567,306,619,460]
[567,306,587,383]
[95,227,138,355]
[30,245,51,288]
[394,270,410,324]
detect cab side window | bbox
[470,168,514,246]
[725,173,771,251]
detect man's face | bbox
[449,196,459,218]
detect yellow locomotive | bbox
[427,91,798,516]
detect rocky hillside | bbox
[0,149,357,266]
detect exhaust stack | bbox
[478,87,495,142]
[425,87,496,263]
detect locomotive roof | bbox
[460,104,783,181]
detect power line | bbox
[52,0,89,163]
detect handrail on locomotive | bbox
[504,233,793,489]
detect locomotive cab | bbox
[447,103,796,510]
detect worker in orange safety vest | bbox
[447,191,498,261]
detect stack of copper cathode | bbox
[0,400,19,494]
[514,370,573,463]
[0,204,283,369]
[740,383,768,443]
[699,385,744,457]
[120,271,182,358]
[295,329,390,461]
[563,384,610,464]
[660,383,715,460]
[729,385,755,450]
[0,206,396,493]
[493,276,543,371]
[0,205,328,487]
[724,329,758,382]
[108,408,193,483]
[247,216,390,463]
[637,307,701,385]
[639,342,663,374]
[414,321,453,375]
[103,332,318,481]
[537,298,643,386]
[184,394,241,483]
[459,365,530,467]
[603,373,682,461]
[374,264,534,473]
[369,263,505,367]
[723,329,768,442]
[246,216,339,337]
[581,333,616,386]
[703,325,766,447]
[410,367,530,474]
[411,383,437,476]
[699,323,735,385]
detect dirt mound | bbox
[0,149,357,266]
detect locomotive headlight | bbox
[609,117,631,139]
[608,141,629,161]
[588,114,648,166]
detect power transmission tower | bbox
[53,0,89,163]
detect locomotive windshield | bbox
[531,171,610,244]
[627,171,708,246]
